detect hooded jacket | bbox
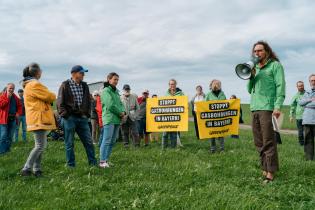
[101,83,125,125]
[205,90,226,101]
[23,79,56,131]
[166,88,184,96]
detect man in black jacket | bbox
[57,65,97,167]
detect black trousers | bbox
[296,119,304,145]
[192,111,200,139]
[304,125,315,160]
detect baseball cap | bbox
[123,84,131,90]
[71,65,88,73]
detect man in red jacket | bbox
[0,83,22,154]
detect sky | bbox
[0,0,314,104]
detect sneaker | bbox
[34,170,43,177]
[21,169,32,177]
[99,161,110,168]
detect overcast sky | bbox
[0,0,314,104]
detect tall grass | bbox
[0,123,312,210]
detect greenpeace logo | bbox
[209,129,229,135]
[158,125,179,129]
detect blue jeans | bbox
[0,119,17,154]
[98,127,104,148]
[100,124,120,161]
[15,115,27,142]
[63,116,97,167]
[162,132,177,148]
[210,137,225,152]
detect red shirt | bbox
[95,95,103,127]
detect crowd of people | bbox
[0,40,314,184]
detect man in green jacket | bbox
[247,41,286,183]
[290,81,305,145]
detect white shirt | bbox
[193,95,205,111]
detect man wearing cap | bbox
[120,84,140,147]
[0,83,22,154]
[15,89,27,142]
[57,65,97,167]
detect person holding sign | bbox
[162,79,184,148]
[205,80,227,153]
[247,41,286,183]
[230,95,244,139]
[99,72,126,168]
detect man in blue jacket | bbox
[299,74,315,160]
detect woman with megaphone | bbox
[244,41,286,184]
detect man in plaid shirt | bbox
[57,65,97,167]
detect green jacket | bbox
[247,60,286,111]
[166,88,184,96]
[205,91,226,101]
[290,91,305,119]
[101,84,125,125]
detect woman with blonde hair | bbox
[205,79,226,153]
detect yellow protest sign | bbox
[146,96,189,132]
[196,99,240,139]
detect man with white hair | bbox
[0,83,22,154]
[121,84,140,147]
[299,74,315,160]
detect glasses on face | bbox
[254,49,264,53]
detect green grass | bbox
[0,123,313,210]
[241,104,296,130]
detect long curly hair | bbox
[252,41,279,62]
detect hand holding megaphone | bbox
[235,56,260,80]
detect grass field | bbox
[0,123,313,210]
